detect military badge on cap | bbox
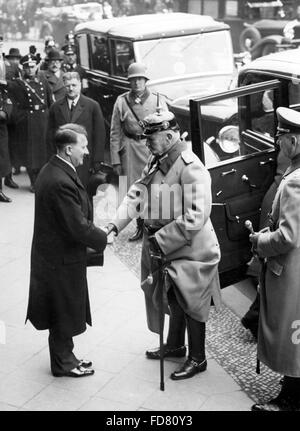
[142,111,179,136]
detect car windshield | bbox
[135,31,234,81]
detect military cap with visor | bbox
[142,111,179,136]
[20,54,38,67]
[276,107,300,136]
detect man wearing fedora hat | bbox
[2,54,53,192]
[110,62,169,241]
[39,49,66,102]
[5,48,22,80]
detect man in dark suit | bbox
[39,49,66,102]
[26,124,107,378]
[47,71,106,192]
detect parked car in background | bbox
[187,48,300,286]
[74,13,237,133]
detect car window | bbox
[198,88,277,168]
[77,33,89,69]
[111,39,134,77]
[90,34,110,73]
[289,81,300,108]
[135,31,233,81]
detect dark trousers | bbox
[280,376,300,403]
[48,329,79,376]
[243,291,260,327]
[166,287,206,362]
[27,168,40,186]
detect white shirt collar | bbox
[56,154,76,172]
[67,95,80,109]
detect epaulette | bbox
[181,149,195,164]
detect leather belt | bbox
[123,130,145,140]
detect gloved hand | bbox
[103,223,118,236]
[113,164,122,176]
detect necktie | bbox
[69,101,75,120]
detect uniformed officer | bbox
[250,107,300,411]
[110,62,169,241]
[61,45,89,93]
[106,111,221,380]
[0,76,13,202]
[3,54,53,192]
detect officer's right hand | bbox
[113,164,122,176]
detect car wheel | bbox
[239,27,261,51]
[261,43,277,57]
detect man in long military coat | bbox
[106,111,221,380]
[26,124,107,377]
[110,62,169,241]
[250,107,300,411]
[47,71,106,192]
[0,85,13,202]
[3,54,53,192]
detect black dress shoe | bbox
[78,359,92,368]
[0,191,12,202]
[252,396,300,411]
[170,358,207,380]
[4,177,19,189]
[53,365,95,378]
[146,344,186,360]
[128,227,143,241]
[241,316,258,339]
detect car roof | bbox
[240,49,300,80]
[75,13,229,40]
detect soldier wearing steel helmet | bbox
[106,110,221,381]
[110,62,169,241]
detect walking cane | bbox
[148,250,167,391]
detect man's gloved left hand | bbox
[148,235,162,255]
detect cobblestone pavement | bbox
[0,172,281,411]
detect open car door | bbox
[190,79,283,287]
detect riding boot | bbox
[145,287,186,359]
[0,178,12,203]
[170,316,206,380]
[128,217,144,242]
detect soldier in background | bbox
[110,62,169,241]
[39,49,66,102]
[3,54,52,192]
[62,45,88,94]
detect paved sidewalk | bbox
[0,171,254,411]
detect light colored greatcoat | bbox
[110,90,168,187]
[113,141,221,334]
[257,155,300,376]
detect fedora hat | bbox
[6,48,22,59]
[46,48,63,61]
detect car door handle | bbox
[242,174,257,188]
[259,158,274,166]
[221,168,236,177]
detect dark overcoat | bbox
[6,76,53,170]
[0,87,12,177]
[26,155,107,337]
[38,69,66,102]
[47,94,106,187]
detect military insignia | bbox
[162,121,169,130]
[7,98,12,104]
[134,97,141,104]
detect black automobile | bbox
[185,49,300,286]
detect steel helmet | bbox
[127,62,149,80]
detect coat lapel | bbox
[58,97,70,123]
[71,96,84,123]
[50,155,85,190]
